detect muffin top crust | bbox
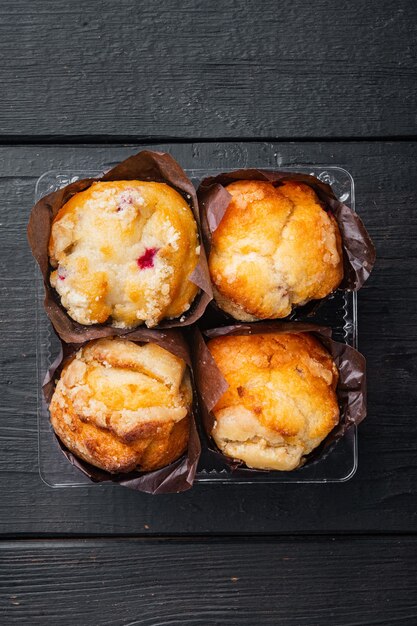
[208,180,343,321]
[208,332,340,471]
[49,337,192,473]
[49,180,200,328]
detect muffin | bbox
[208,180,343,320]
[207,332,339,471]
[49,180,200,328]
[49,337,192,473]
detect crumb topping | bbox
[49,181,200,328]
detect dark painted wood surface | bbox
[1,1,417,622]
[2,537,417,625]
[0,0,416,139]
[1,141,416,535]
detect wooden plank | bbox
[0,0,416,138]
[1,537,417,625]
[0,141,416,535]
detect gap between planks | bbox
[2,533,417,543]
[0,135,417,146]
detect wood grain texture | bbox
[0,141,416,535]
[1,537,417,625]
[0,0,416,138]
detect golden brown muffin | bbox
[207,332,339,471]
[49,180,200,328]
[49,337,192,473]
[208,180,343,320]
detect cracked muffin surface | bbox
[49,337,192,473]
[49,180,200,328]
[208,180,343,321]
[207,332,339,471]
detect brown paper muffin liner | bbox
[43,328,201,494]
[193,322,367,472]
[28,150,213,344]
[197,168,376,320]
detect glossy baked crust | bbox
[207,332,339,471]
[208,180,343,321]
[49,180,200,328]
[49,338,192,473]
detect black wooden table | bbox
[1,1,417,624]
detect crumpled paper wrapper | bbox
[193,322,367,473]
[197,169,376,319]
[28,150,213,343]
[43,328,201,494]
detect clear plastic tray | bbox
[35,165,357,487]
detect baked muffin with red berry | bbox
[208,180,343,320]
[49,181,200,328]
